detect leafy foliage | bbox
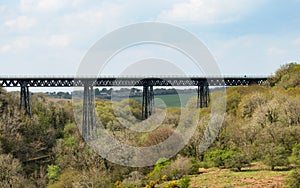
[147,158,171,180]
[268,62,300,88]
[0,154,31,187]
[0,62,300,186]
[261,143,289,170]
[47,165,60,184]
[178,176,191,188]
[289,144,300,165]
[285,169,300,188]
[204,149,236,168]
[224,151,251,171]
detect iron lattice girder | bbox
[0,77,267,87]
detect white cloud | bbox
[47,35,71,47]
[63,9,104,26]
[0,37,31,53]
[266,46,286,56]
[293,37,300,45]
[0,4,6,12]
[19,0,93,13]
[36,0,65,12]
[158,0,264,24]
[0,45,10,53]
[19,0,67,12]
[208,34,300,75]
[62,4,124,35]
[4,16,36,30]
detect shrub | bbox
[0,154,30,187]
[268,62,300,88]
[121,171,144,187]
[147,158,171,180]
[161,174,167,181]
[204,149,235,168]
[289,144,300,165]
[64,135,77,147]
[178,176,190,188]
[261,143,289,170]
[47,165,60,184]
[143,127,174,147]
[161,155,192,180]
[285,169,300,188]
[70,170,114,188]
[145,180,158,188]
[239,93,267,118]
[224,152,251,171]
[147,156,192,181]
[190,161,201,175]
[119,183,137,188]
[48,170,80,188]
[168,181,178,188]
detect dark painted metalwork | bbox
[142,85,154,119]
[0,77,267,87]
[149,86,154,114]
[20,81,31,117]
[197,83,210,108]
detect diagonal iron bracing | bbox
[0,76,267,87]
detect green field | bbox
[158,163,295,188]
[131,93,196,107]
[189,167,288,187]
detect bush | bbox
[285,169,300,188]
[121,171,144,187]
[48,170,80,188]
[204,149,235,168]
[178,176,191,188]
[0,154,30,187]
[147,158,170,180]
[238,93,267,118]
[268,62,300,88]
[120,183,138,188]
[47,165,60,184]
[224,152,251,171]
[71,170,114,188]
[160,155,192,180]
[261,143,289,170]
[167,181,178,188]
[143,127,174,147]
[289,144,300,165]
[147,156,192,181]
[189,158,206,174]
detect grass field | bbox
[189,168,287,187]
[131,93,196,107]
[159,163,296,188]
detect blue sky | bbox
[1,0,300,77]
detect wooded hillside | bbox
[0,63,299,187]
